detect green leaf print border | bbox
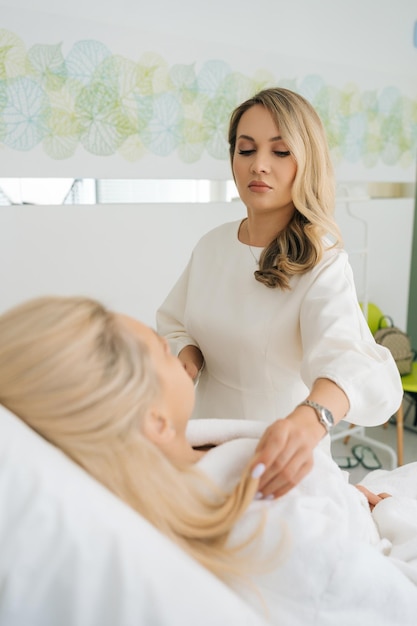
[0,29,416,167]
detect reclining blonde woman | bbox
[1,296,417,625]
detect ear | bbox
[141,409,176,446]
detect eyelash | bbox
[238,149,291,157]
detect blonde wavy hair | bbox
[0,296,264,584]
[229,87,342,289]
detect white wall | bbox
[335,197,415,329]
[1,198,413,329]
[0,0,415,328]
[0,203,245,325]
[3,0,416,79]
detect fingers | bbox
[355,485,380,509]
[369,492,392,510]
[355,485,392,511]
[253,431,314,499]
[377,492,392,500]
[253,425,291,493]
[254,420,291,462]
[182,361,199,380]
[259,455,313,499]
[178,346,204,378]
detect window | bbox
[0,179,239,205]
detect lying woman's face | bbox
[117,314,195,433]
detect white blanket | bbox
[187,419,417,625]
[0,408,269,626]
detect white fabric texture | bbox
[157,219,402,426]
[0,406,268,626]
[188,419,417,625]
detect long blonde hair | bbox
[0,296,261,583]
[229,87,342,289]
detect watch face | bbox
[322,408,334,427]
[300,400,334,431]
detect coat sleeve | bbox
[299,249,403,425]
[156,256,200,356]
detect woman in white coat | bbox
[157,87,402,498]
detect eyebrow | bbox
[237,134,283,142]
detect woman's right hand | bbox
[178,345,204,381]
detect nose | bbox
[250,151,271,174]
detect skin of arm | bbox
[178,345,204,381]
[253,377,350,499]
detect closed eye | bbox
[238,149,291,157]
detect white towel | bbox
[186,418,266,447]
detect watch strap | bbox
[298,400,334,433]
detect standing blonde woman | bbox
[1,295,417,625]
[157,87,402,498]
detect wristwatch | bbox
[299,400,334,434]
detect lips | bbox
[248,181,271,191]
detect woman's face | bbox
[232,104,297,219]
[117,315,195,433]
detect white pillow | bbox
[0,405,267,626]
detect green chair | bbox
[363,301,389,335]
[363,302,408,465]
[394,362,417,464]
[335,302,403,468]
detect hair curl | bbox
[229,87,342,289]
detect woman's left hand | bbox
[251,407,326,499]
[355,484,392,511]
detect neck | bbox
[242,206,295,247]
[241,217,276,247]
[159,434,206,466]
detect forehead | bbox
[237,104,280,135]
[116,313,156,348]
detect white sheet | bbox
[4,404,417,626]
[0,406,268,626]
[188,419,417,624]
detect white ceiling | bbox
[1,0,416,74]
